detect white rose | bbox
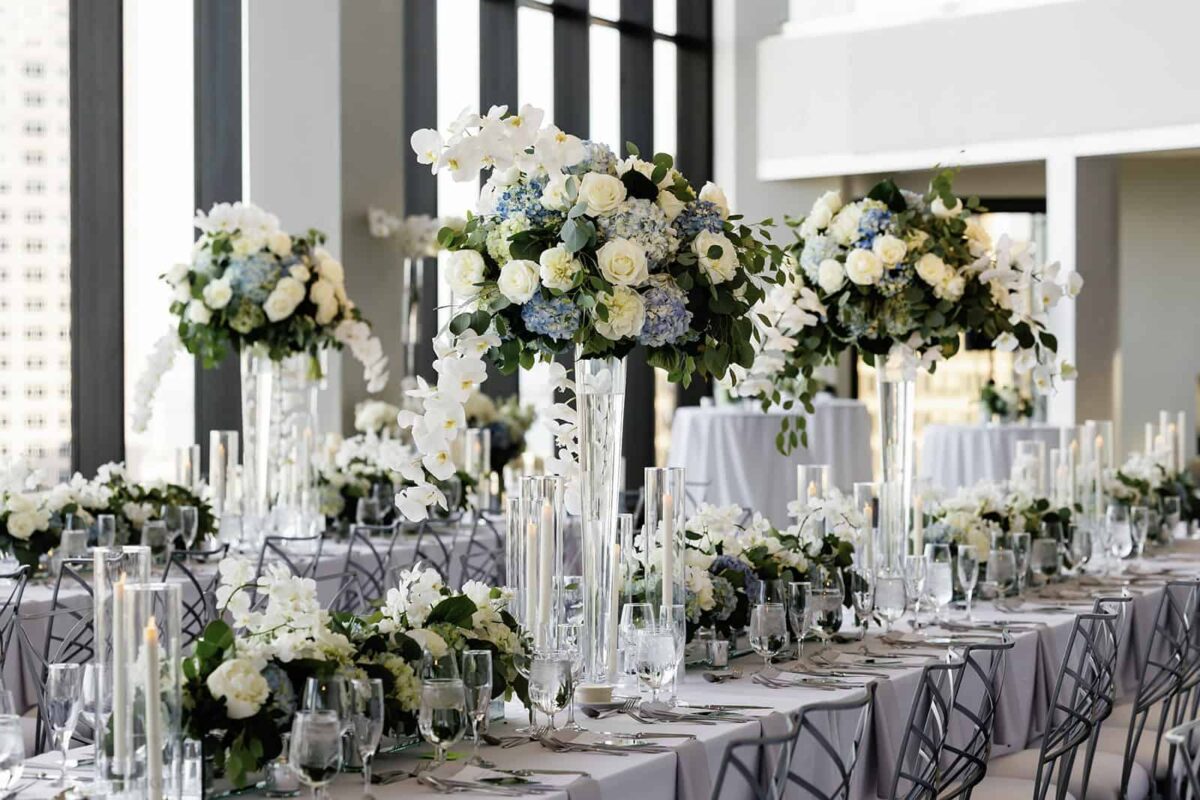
[540,172,572,211]
[173,282,192,303]
[915,253,949,287]
[231,234,263,258]
[657,190,686,222]
[316,256,345,286]
[538,246,582,292]
[931,195,963,219]
[202,277,233,310]
[206,658,270,720]
[447,249,487,297]
[803,204,833,235]
[7,511,39,540]
[963,217,992,257]
[165,262,189,286]
[940,275,965,302]
[844,248,884,286]
[267,231,292,257]
[263,276,305,322]
[406,628,449,659]
[497,258,540,303]
[309,278,339,324]
[186,299,213,325]
[693,230,738,285]
[872,234,908,266]
[816,258,845,293]
[577,173,627,216]
[594,286,646,341]
[596,238,649,287]
[828,203,864,246]
[699,182,730,218]
[289,264,311,283]
[813,189,843,216]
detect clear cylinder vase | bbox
[399,256,424,385]
[125,582,183,799]
[239,349,277,545]
[575,348,627,683]
[876,354,916,569]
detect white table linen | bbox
[919,423,1065,491]
[668,400,872,526]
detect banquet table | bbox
[668,400,872,525]
[919,422,1065,491]
[15,543,1197,800]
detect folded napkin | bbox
[756,710,793,788]
[444,763,602,800]
[674,737,713,800]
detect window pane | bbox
[653,39,676,156]
[0,0,71,479]
[517,6,554,123]
[588,23,620,150]
[590,0,620,22]
[653,0,676,35]
[123,0,196,480]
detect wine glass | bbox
[1011,532,1032,597]
[748,578,787,605]
[142,520,170,564]
[528,652,570,731]
[1031,539,1060,583]
[418,677,465,767]
[351,678,385,797]
[289,710,343,799]
[748,603,788,674]
[302,676,352,739]
[80,663,111,745]
[1129,506,1151,562]
[45,662,83,786]
[356,497,383,526]
[902,555,928,632]
[1069,523,1093,573]
[179,505,200,551]
[658,604,686,701]
[461,649,494,761]
[1106,503,1132,570]
[985,549,1017,599]
[0,716,25,792]
[161,504,183,546]
[786,582,812,658]
[554,625,585,731]
[849,566,875,641]
[557,576,584,625]
[923,544,953,624]
[619,603,655,680]
[632,629,676,704]
[956,545,980,621]
[95,514,117,548]
[0,690,15,716]
[1162,497,1182,537]
[875,567,908,633]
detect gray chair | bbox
[888,658,967,800]
[0,565,30,664]
[19,603,95,752]
[787,685,874,800]
[1077,594,1135,800]
[712,716,801,800]
[937,637,1015,800]
[341,523,399,603]
[254,533,324,580]
[162,544,229,646]
[1162,719,1200,800]
[458,514,505,587]
[408,518,456,580]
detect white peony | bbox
[931,195,963,219]
[538,246,582,292]
[540,172,573,211]
[406,628,449,659]
[185,299,213,325]
[206,658,270,720]
[872,234,908,266]
[699,182,730,218]
[594,286,645,340]
[817,258,846,293]
[289,264,311,283]
[828,203,864,246]
[202,277,233,310]
[596,238,649,287]
[693,230,738,285]
[578,173,626,216]
[447,250,487,297]
[263,277,306,322]
[844,248,884,285]
[309,278,339,325]
[267,231,292,257]
[915,253,950,287]
[497,258,540,303]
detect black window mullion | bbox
[69,0,125,475]
[553,0,589,135]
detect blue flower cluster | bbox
[799,234,842,283]
[566,141,618,176]
[594,198,678,266]
[671,200,724,241]
[876,266,913,298]
[710,554,755,585]
[710,575,737,622]
[225,252,282,303]
[494,177,562,228]
[521,291,581,341]
[637,278,692,347]
[855,208,893,249]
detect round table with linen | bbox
[667,399,872,526]
[919,422,1066,491]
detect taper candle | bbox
[112,574,128,768]
[525,521,537,637]
[144,617,163,800]
[538,500,553,642]
[662,493,675,607]
[1178,412,1188,472]
[606,542,620,682]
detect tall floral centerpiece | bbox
[405,104,778,679]
[136,203,389,539]
[749,171,1081,567]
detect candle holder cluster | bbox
[506,476,566,651]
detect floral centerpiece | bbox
[464,391,535,471]
[1109,452,1200,527]
[925,481,1074,559]
[979,380,1033,422]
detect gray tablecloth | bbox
[919,423,1066,491]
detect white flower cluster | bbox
[684,503,810,575]
[354,399,402,436]
[366,208,445,261]
[333,319,390,393]
[728,269,827,398]
[130,328,182,434]
[412,105,582,183]
[925,482,1012,559]
[786,488,867,548]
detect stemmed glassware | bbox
[303,675,353,745]
[658,604,686,703]
[419,651,466,766]
[956,545,980,621]
[45,662,82,787]
[179,505,200,550]
[1069,524,1093,574]
[350,678,385,797]
[1129,506,1151,562]
[554,625,585,731]
[875,566,908,633]
[786,582,812,658]
[356,497,384,526]
[0,716,24,792]
[985,548,1017,599]
[811,567,844,640]
[529,651,571,730]
[619,603,655,685]
[902,555,928,632]
[557,576,584,625]
[632,628,676,704]
[460,650,494,764]
[289,710,343,799]
[1162,497,1182,538]
[1031,539,1060,584]
[1011,532,1032,597]
[748,603,788,673]
[923,544,953,624]
[1106,503,1132,572]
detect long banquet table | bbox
[15,541,1199,800]
[919,422,1065,491]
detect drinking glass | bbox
[95,513,117,548]
[786,582,812,657]
[418,678,465,767]
[356,497,384,526]
[632,630,676,703]
[557,576,584,625]
[902,555,928,632]
[657,605,686,703]
[748,578,787,605]
[0,716,24,792]
[45,662,83,786]
[179,505,200,550]
[619,603,655,679]
[351,678,385,796]
[529,653,571,729]
[553,626,584,730]
[1011,532,1032,596]
[162,504,183,545]
[1031,539,1060,582]
[142,520,170,564]
[956,545,980,621]
[1106,503,1133,568]
[1068,524,1093,573]
[875,567,908,633]
[289,710,343,799]
[80,663,110,745]
[748,603,788,673]
[985,549,1017,598]
[302,676,352,741]
[1162,497,1182,537]
[1129,506,1151,561]
[923,544,953,623]
[460,649,494,762]
[0,690,14,716]
[849,566,875,641]
[811,568,844,638]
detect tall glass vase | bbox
[240,349,276,545]
[398,256,424,398]
[876,354,915,569]
[575,347,627,683]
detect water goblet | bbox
[1129,505,1152,562]
[619,602,655,680]
[902,555,928,632]
[748,603,788,673]
[302,675,352,739]
[418,678,465,767]
[1011,532,1032,596]
[632,629,676,704]
[289,710,343,799]
[95,513,117,548]
[1031,538,1060,583]
[1162,497,1182,537]
[786,581,812,657]
[955,545,980,621]
[529,652,571,730]
[554,625,585,730]
[923,544,953,624]
[45,663,83,786]
[875,567,908,633]
[985,548,1017,599]
[811,566,845,639]
[350,678,385,797]
[0,716,25,792]
[461,649,494,761]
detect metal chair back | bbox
[19,602,95,751]
[459,515,505,588]
[162,545,229,646]
[787,685,874,800]
[888,658,966,800]
[711,716,801,800]
[254,533,324,579]
[314,570,367,616]
[0,565,30,663]
[937,637,1015,800]
[408,518,456,581]
[1163,719,1200,800]
[341,523,398,603]
[1076,594,1134,800]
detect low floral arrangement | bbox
[979,379,1033,422]
[464,391,535,471]
[183,559,527,787]
[366,207,448,261]
[1109,452,1200,525]
[925,481,1074,558]
[354,399,403,438]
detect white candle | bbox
[144,617,163,800]
[807,481,818,510]
[538,500,553,642]
[1178,412,1188,472]
[606,542,621,682]
[1145,423,1156,455]
[112,574,127,768]
[862,503,874,565]
[1160,410,1171,441]
[1095,435,1104,476]
[912,495,924,554]
[524,521,537,637]
[1168,425,1178,471]
[1155,434,1166,468]
[662,493,675,607]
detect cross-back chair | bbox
[888,658,967,800]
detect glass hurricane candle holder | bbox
[125,583,183,800]
[796,464,833,507]
[643,468,685,612]
[208,431,239,519]
[519,476,565,650]
[175,445,201,493]
[464,428,492,514]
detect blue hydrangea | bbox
[855,208,893,249]
[225,252,282,303]
[877,266,913,298]
[595,198,678,266]
[710,554,755,585]
[901,189,926,212]
[521,291,581,341]
[881,296,917,338]
[566,141,618,176]
[637,277,692,347]
[838,302,880,341]
[798,235,842,284]
[710,575,737,622]
[494,177,562,228]
[671,200,724,241]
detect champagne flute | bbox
[748,603,788,674]
[350,678,385,797]
[1129,506,1151,562]
[1011,532,1032,597]
[0,716,25,792]
[849,565,875,641]
[461,649,494,762]
[902,555,928,632]
[95,513,117,548]
[1106,503,1132,571]
[1069,523,1093,573]
[786,582,812,658]
[46,663,83,786]
[161,505,183,547]
[956,545,980,621]
[924,544,953,624]
[289,710,343,799]
[875,567,908,633]
[179,505,200,551]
